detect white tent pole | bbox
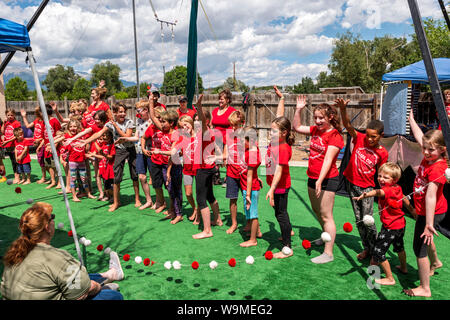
[379,84,384,121]
[26,49,84,266]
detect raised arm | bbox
[20,109,34,129]
[335,98,356,139]
[274,85,285,118]
[148,92,163,131]
[352,188,384,201]
[408,109,423,147]
[51,101,68,124]
[195,94,208,133]
[292,95,311,135]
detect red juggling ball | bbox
[97,245,103,251]
[143,258,150,266]
[123,254,130,261]
[343,222,353,233]
[264,251,273,260]
[228,258,236,267]
[302,239,311,250]
[192,261,199,269]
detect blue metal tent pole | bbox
[26,49,84,266]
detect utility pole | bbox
[233,61,237,91]
[162,65,166,95]
[132,0,140,103]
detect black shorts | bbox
[372,226,405,263]
[307,176,339,193]
[413,214,446,258]
[113,147,138,184]
[196,168,216,210]
[149,161,168,189]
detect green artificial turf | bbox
[1,160,449,300]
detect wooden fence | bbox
[7,92,380,145]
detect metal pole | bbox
[27,49,84,266]
[0,0,50,75]
[408,0,450,149]
[437,0,450,31]
[132,0,140,104]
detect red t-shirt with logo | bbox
[226,134,246,179]
[84,101,110,127]
[192,129,216,170]
[59,133,72,160]
[177,106,197,119]
[145,128,177,165]
[307,126,344,179]
[176,135,197,176]
[43,118,62,158]
[65,138,86,162]
[212,106,236,145]
[33,119,44,140]
[240,147,262,191]
[343,132,388,188]
[379,184,405,230]
[100,143,115,180]
[413,158,448,216]
[265,142,292,190]
[14,140,31,164]
[3,120,21,148]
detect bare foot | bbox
[135,201,142,208]
[55,184,62,189]
[273,251,293,259]
[192,231,213,239]
[192,217,200,225]
[150,203,156,210]
[396,265,408,274]
[87,194,97,199]
[375,277,396,285]
[170,216,183,225]
[36,178,46,184]
[403,287,431,297]
[155,204,166,213]
[108,203,120,212]
[72,197,81,202]
[139,201,154,210]
[23,180,31,185]
[226,224,238,234]
[44,180,51,184]
[240,240,257,247]
[18,180,25,185]
[164,213,176,220]
[212,218,223,227]
[13,179,20,184]
[188,209,198,221]
[357,250,370,261]
[430,261,443,276]
[46,182,56,189]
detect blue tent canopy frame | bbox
[0,18,30,53]
[382,58,450,84]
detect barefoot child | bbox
[1,108,21,184]
[293,95,344,264]
[13,127,31,185]
[353,162,415,285]
[64,119,96,202]
[403,111,448,298]
[239,126,262,247]
[265,86,295,258]
[337,99,389,261]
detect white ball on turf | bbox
[84,239,92,246]
[209,260,218,269]
[26,198,33,204]
[6,179,13,185]
[164,261,172,270]
[79,237,86,245]
[321,232,332,243]
[173,261,181,269]
[135,256,142,264]
[282,246,292,256]
[104,247,111,255]
[363,215,375,226]
[245,256,254,265]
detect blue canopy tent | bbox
[380,58,450,136]
[0,18,84,265]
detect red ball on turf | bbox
[228,258,236,267]
[192,261,199,269]
[123,254,130,261]
[96,245,103,251]
[143,258,150,266]
[15,187,22,194]
[343,222,353,233]
[68,230,73,237]
[302,239,311,250]
[264,251,273,260]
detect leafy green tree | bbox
[5,77,29,101]
[91,61,122,95]
[409,18,450,61]
[124,82,150,98]
[161,65,203,95]
[42,65,79,99]
[114,91,129,100]
[293,76,319,94]
[316,71,339,89]
[71,78,92,100]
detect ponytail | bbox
[3,203,53,267]
[272,116,295,146]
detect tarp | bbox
[0,18,30,53]
[380,83,408,135]
[382,58,450,84]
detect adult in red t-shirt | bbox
[176,96,196,119]
[84,87,112,126]
[293,96,344,264]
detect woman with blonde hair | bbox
[1,202,124,300]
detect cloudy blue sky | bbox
[1,0,446,88]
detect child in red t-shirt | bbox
[293,95,344,264]
[338,98,389,261]
[13,127,31,185]
[64,119,96,202]
[0,118,6,182]
[264,86,295,258]
[1,108,22,184]
[403,110,449,298]
[354,162,415,286]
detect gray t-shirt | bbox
[106,118,135,150]
[1,243,91,300]
[135,118,150,154]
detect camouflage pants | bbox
[346,181,378,253]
